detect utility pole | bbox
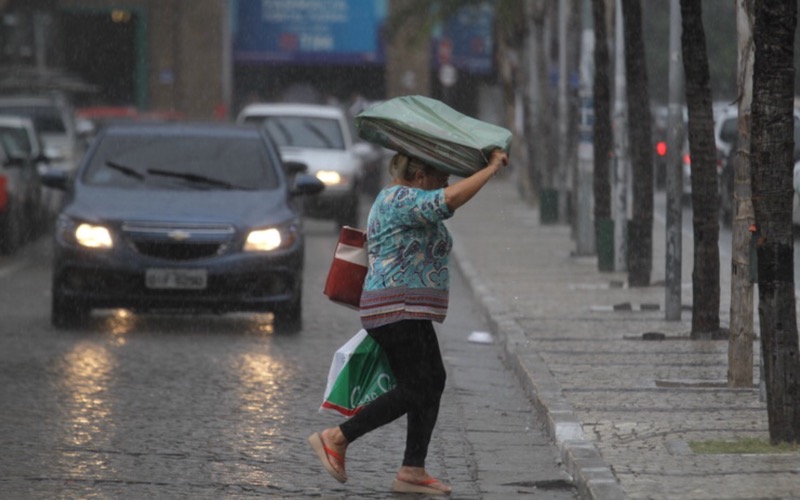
[557,0,569,224]
[612,0,629,272]
[576,0,595,255]
[664,0,684,320]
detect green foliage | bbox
[690,437,800,454]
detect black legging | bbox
[339,319,447,467]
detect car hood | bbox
[65,187,295,228]
[279,147,362,174]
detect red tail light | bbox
[0,176,7,212]
[656,141,667,156]
[683,153,691,167]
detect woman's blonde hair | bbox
[388,153,430,181]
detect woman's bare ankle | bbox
[322,426,348,448]
[397,466,428,481]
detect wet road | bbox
[0,213,576,499]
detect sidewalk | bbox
[446,175,800,500]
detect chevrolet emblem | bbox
[167,230,191,241]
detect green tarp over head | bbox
[355,95,512,177]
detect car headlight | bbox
[244,224,298,252]
[56,216,114,249]
[75,223,113,248]
[316,170,343,186]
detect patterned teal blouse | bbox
[359,184,453,329]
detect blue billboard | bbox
[433,2,494,74]
[233,0,387,65]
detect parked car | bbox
[680,103,737,203]
[0,114,54,225]
[0,94,87,175]
[237,103,369,227]
[41,122,324,331]
[0,120,41,254]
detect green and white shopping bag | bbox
[320,329,396,417]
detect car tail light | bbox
[0,176,7,212]
[683,153,691,167]
[656,141,667,157]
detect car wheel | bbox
[52,287,90,329]
[274,292,302,334]
[0,202,22,255]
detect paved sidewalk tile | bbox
[446,174,800,500]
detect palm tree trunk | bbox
[680,0,721,338]
[591,0,613,270]
[728,0,755,388]
[751,0,800,444]
[621,0,653,286]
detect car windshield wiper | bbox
[106,160,145,181]
[146,168,250,190]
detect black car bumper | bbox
[53,244,303,313]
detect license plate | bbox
[146,268,207,290]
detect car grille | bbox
[122,222,236,261]
[132,241,223,260]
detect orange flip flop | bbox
[391,477,451,495]
[308,432,347,483]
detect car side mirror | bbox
[291,173,325,197]
[40,168,70,191]
[284,160,308,176]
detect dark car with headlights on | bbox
[41,122,324,331]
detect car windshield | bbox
[82,132,279,190]
[257,116,345,150]
[0,105,67,133]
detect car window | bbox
[82,133,280,190]
[259,116,345,150]
[0,126,31,155]
[0,105,67,134]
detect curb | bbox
[451,237,629,500]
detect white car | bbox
[237,103,370,227]
[0,95,87,176]
[681,104,736,204]
[0,114,59,223]
[0,118,42,253]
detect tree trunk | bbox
[592,0,613,268]
[385,0,431,98]
[751,0,800,444]
[535,4,557,190]
[728,0,755,388]
[680,0,721,338]
[497,11,532,201]
[621,0,653,287]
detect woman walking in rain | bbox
[309,148,508,496]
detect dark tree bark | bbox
[680,0,721,337]
[621,0,653,286]
[751,0,800,444]
[591,0,612,270]
[534,4,557,190]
